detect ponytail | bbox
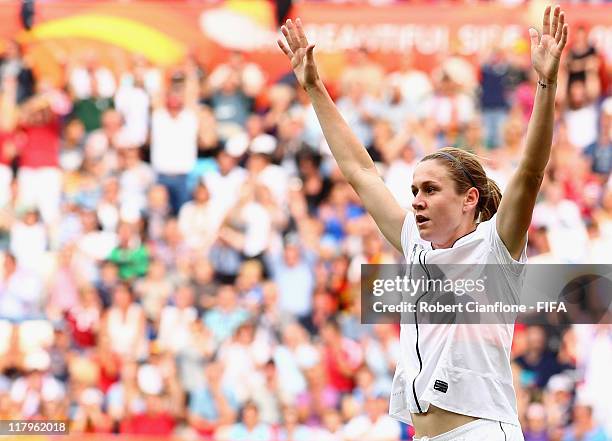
[479,177,502,222]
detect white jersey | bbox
[389,212,527,427]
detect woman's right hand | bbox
[278,18,320,90]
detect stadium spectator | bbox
[114,66,150,146]
[566,25,599,87]
[342,392,400,441]
[116,133,154,214]
[0,252,43,320]
[71,387,113,433]
[319,318,363,394]
[561,399,608,441]
[15,92,64,225]
[100,282,147,360]
[188,360,239,438]
[561,62,600,152]
[202,284,249,345]
[67,52,116,101]
[523,402,549,441]
[277,404,313,441]
[514,326,574,390]
[270,236,315,319]
[119,392,176,435]
[156,284,198,354]
[479,48,512,149]
[108,221,149,280]
[0,40,34,104]
[150,70,199,215]
[209,70,253,133]
[216,400,274,441]
[207,50,265,100]
[178,182,223,253]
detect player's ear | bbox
[463,187,479,211]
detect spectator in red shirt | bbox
[120,393,176,435]
[93,334,121,394]
[16,93,63,224]
[65,285,101,349]
[320,318,363,394]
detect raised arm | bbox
[496,5,568,259]
[278,19,406,252]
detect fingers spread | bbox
[555,12,565,42]
[528,28,540,49]
[284,19,298,52]
[295,18,309,48]
[281,25,293,52]
[542,5,551,36]
[277,38,293,58]
[557,24,569,52]
[551,5,560,39]
[287,19,300,52]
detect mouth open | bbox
[415,214,430,226]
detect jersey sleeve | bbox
[478,214,527,303]
[486,213,528,304]
[487,213,528,270]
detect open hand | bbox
[529,5,569,84]
[277,18,320,90]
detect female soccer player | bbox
[278,6,568,441]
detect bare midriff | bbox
[411,404,479,438]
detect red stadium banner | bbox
[0,0,610,84]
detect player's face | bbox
[411,160,469,246]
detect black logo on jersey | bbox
[433,380,448,393]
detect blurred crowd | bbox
[0,17,611,441]
[299,0,612,4]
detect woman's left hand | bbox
[529,5,569,84]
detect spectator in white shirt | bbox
[75,209,117,282]
[246,134,288,208]
[157,284,198,355]
[423,70,476,140]
[10,350,65,417]
[116,131,155,214]
[0,253,43,320]
[342,393,400,441]
[387,52,433,120]
[151,70,200,215]
[178,183,224,254]
[204,146,247,218]
[384,143,418,209]
[561,64,600,152]
[9,209,46,272]
[115,69,150,146]
[217,181,272,261]
[83,109,124,178]
[532,180,589,263]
